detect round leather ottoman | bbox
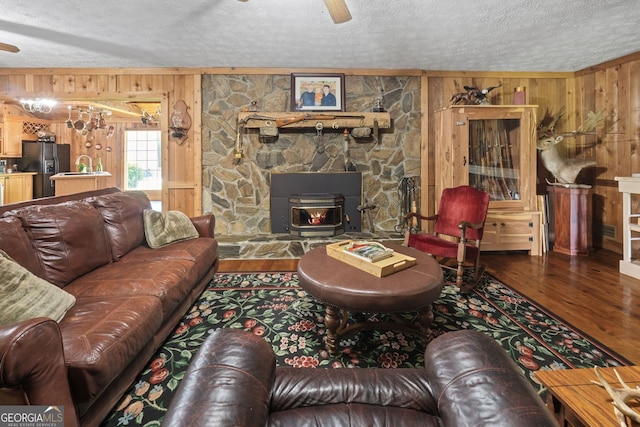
[297,243,444,354]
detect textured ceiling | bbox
[0,0,639,72]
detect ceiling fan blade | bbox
[0,42,20,53]
[323,0,352,24]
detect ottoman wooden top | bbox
[297,243,444,312]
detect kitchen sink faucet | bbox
[75,155,92,173]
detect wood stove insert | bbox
[289,193,345,237]
[270,172,362,234]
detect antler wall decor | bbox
[593,367,640,426]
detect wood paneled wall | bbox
[0,70,202,216]
[1,59,638,252]
[576,52,640,253]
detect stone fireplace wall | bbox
[201,74,421,236]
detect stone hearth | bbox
[201,74,422,238]
[217,232,405,259]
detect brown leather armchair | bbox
[163,328,557,427]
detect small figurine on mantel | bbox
[450,83,502,105]
[537,107,605,188]
[372,88,385,112]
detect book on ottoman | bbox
[326,240,416,277]
[343,241,394,262]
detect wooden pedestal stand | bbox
[548,186,592,256]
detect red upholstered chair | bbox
[404,185,490,292]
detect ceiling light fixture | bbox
[20,98,57,114]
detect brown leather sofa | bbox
[164,328,558,427]
[0,188,219,427]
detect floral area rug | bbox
[101,271,630,426]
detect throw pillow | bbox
[143,209,199,249]
[0,250,76,325]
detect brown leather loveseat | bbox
[164,328,558,427]
[0,188,219,427]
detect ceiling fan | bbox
[322,0,352,24]
[0,42,20,53]
[238,0,351,24]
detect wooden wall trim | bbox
[0,67,577,79]
[576,50,640,76]
[594,179,619,188]
[420,74,430,221]
[192,74,203,215]
[422,70,575,79]
[0,67,422,77]
[0,90,166,101]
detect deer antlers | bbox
[593,366,640,426]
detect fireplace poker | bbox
[394,177,417,233]
[234,122,245,163]
[357,199,377,233]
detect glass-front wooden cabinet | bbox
[435,105,537,210]
[435,105,542,255]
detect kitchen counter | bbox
[0,172,37,175]
[51,172,112,179]
[50,172,113,196]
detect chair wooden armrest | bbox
[457,220,484,241]
[405,212,438,222]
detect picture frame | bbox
[291,73,345,112]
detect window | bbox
[125,130,162,191]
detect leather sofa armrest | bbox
[424,330,558,427]
[0,318,79,427]
[163,329,275,427]
[190,214,215,238]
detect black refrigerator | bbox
[17,138,71,198]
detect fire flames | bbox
[308,211,327,225]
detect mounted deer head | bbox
[537,107,601,185]
[537,133,596,185]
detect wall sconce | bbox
[169,100,191,145]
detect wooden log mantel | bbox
[237,112,391,129]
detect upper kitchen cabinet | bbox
[0,116,23,157]
[0,107,52,158]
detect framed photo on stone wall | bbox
[291,73,345,112]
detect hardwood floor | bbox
[218,249,640,365]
